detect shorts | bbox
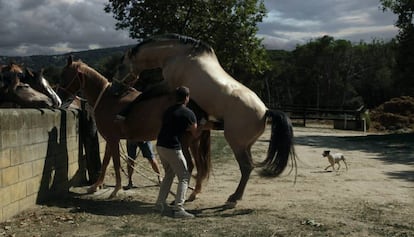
[126,140,154,160]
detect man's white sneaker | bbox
[174,209,195,218]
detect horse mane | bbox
[131,34,214,56]
[73,60,109,83]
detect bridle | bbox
[58,68,111,113]
[56,68,85,102]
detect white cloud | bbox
[0,0,400,55]
[259,0,398,50]
[0,0,135,56]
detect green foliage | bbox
[380,0,414,94]
[266,36,398,109]
[95,53,123,79]
[104,0,269,81]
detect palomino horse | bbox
[59,56,211,199]
[0,63,61,108]
[114,34,297,207]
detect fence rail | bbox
[276,105,367,130]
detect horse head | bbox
[21,68,62,108]
[59,56,110,110]
[1,63,62,108]
[112,51,139,86]
[57,56,84,107]
[0,63,25,89]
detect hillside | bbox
[0,45,133,70]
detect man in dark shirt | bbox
[155,86,202,218]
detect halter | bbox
[58,68,109,113]
[57,69,85,101]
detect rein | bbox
[93,82,110,112]
[57,69,84,98]
[59,68,109,113]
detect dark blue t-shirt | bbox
[157,104,196,150]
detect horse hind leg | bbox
[108,141,122,198]
[226,147,254,208]
[188,130,211,202]
[181,134,197,201]
[187,140,202,202]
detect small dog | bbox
[322,150,348,171]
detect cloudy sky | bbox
[0,0,398,56]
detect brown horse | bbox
[114,34,297,207]
[0,63,61,108]
[58,56,211,199]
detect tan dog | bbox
[322,150,348,171]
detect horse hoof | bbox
[108,186,121,199]
[86,186,97,194]
[187,194,197,202]
[224,201,237,209]
[108,191,117,199]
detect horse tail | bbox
[260,110,296,177]
[193,130,212,181]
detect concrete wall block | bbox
[18,162,33,182]
[1,130,18,148]
[0,186,12,206]
[17,128,32,147]
[2,166,19,186]
[11,182,27,201]
[0,148,11,169]
[10,147,24,166]
[29,128,47,145]
[0,109,20,130]
[32,159,45,177]
[26,176,41,196]
[69,150,80,164]
[31,143,48,161]
[2,201,19,222]
[19,194,37,213]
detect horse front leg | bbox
[226,149,253,208]
[108,141,121,198]
[87,143,111,193]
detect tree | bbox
[380,0,414,94]
[104,0,269,82]
[266,36,397,109]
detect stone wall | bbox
[0,109,84,222]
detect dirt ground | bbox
[1,125,413,237]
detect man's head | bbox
[175,86,190,104]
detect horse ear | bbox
[67,55,73,66]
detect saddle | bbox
[107,80,132,97]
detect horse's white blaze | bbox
[41,76,62,107]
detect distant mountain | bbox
[0,45,134,70]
